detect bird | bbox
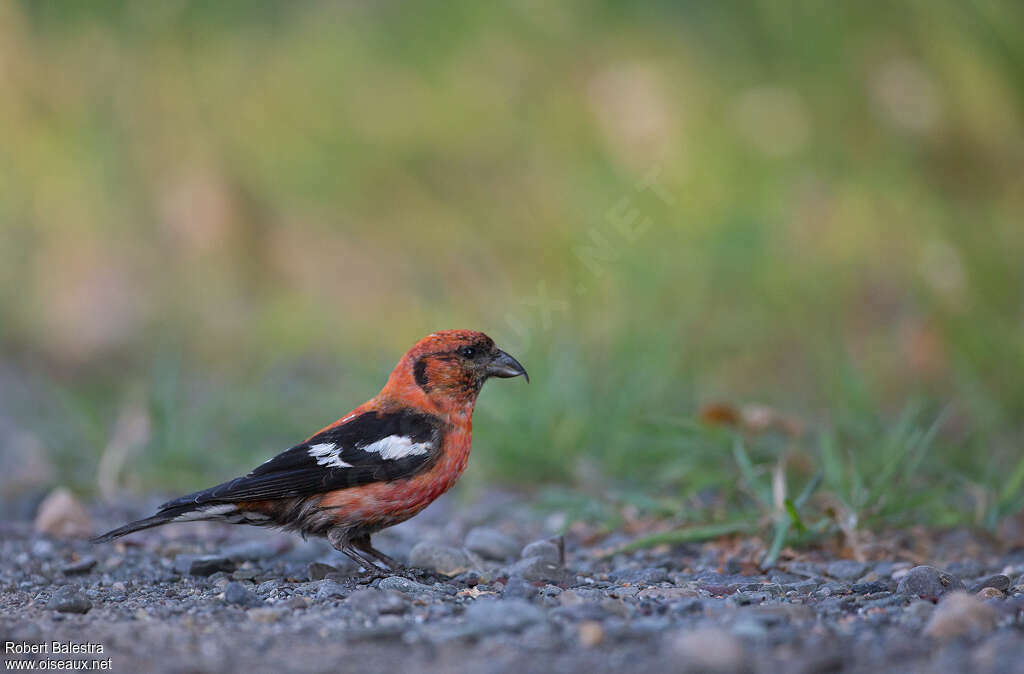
[92,330,528,572]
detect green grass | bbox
[2,0,1023,542]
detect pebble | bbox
[510,556,564,584]
[61,557,97,575]
[223,581,263,607]
[521,540,560,564]
[47,585,92,614]
[307,562,337,581]
[968,574,1010,593]
[925,592,999,639]
[851,581,888,594]
[408,542,471,576]
[315,580,348,601]
[825,560,869,581]
[976,587,1004,600]
[897,565,965,598]
[464,527,520,560]
[502,575,538,600]
[610,567,669,584]
[377,575,435,594]
[174,554,235,577]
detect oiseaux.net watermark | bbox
[4,642,111,670]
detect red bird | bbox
[93,330,528,571]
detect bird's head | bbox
[381,330,528,413]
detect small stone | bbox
[408,542,471,576]
[223,581,262,607]
[47,585,92,614]
[897,566,965,599]
[61,557,97,575]
[825,560,870,581]
[637,586,700,601]
[464,527,520,560]
[307,562,337,581]
[578,620,604,647]
[34,488,92,538]
[503,575,537,600]
[924,592,999,639]
[670,626,745,672]
[377,576,434,594]
[611,567,669,584]
[315,580,348,601]
[521,540,560,565]
[976,587,1004,600]
[256,580,280,595]
[851,581,888,594]
[231,567,259,581]
[510,556,565,584]
[188,556,235,577]
[968,575,1010,594]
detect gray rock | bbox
[521,540,560,564]
[231,566,259,581]
[462,598,545,634]
[315,579,348,601]
[377,575,434,594]
[465,527,520,560]
[408,542,470,576]
[307,562,337,581]
[47,585,91,614]
[825,560,869,581]
[256,580,280,595]
[503,575,538,600]
[611,567,669,584]
[60,557,97,575]
[223,581,263,607]
[174,554,235,577]
[897,566,965,598]
[968,574,1010,593]
[511,556,565,584]
[851,581,888,594]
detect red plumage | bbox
[93,330,528,571]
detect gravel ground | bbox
[3,492,1024,674]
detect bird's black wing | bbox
[159,409,444,508]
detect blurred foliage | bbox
[2,1,1023,531]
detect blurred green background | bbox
[2,1,1023,537]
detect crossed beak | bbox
[486,349,529,383]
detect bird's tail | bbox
[91,503,211,543]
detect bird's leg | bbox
[327,527,386,577]
[352,534,402,570]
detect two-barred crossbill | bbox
[93,330,528,571]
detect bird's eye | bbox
[458,346,476,358]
